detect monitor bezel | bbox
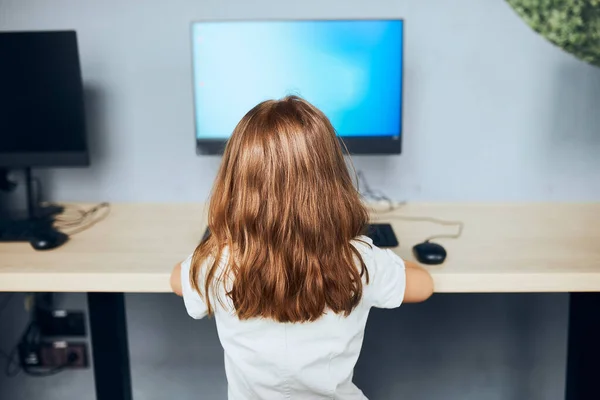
[191,18,404,156]
[0,30,90,168]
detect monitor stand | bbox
[0,168,63,221]
[201,223,399,249]
[0,168,66,243]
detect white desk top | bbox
[1,203,599,293]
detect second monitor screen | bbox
[192,20,403,141]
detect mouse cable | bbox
[356,170,406,213]
[384,215,464,242]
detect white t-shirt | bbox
[180,236,406,400]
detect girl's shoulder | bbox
[352,235,407,309]
[351,235,375,257]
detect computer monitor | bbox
[0,30,89,168]
[191,19,403,155]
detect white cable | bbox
[384,215,464,242]
[356,170,405,213]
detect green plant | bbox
[506,0,600,67]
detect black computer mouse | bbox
[412,241,447,265]
[29,230,69,251]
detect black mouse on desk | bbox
[29,230,69,251]
[412,241,447,265]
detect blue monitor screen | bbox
[191,19,403,142]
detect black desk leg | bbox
[565,292,600,400]
[88,293,133,400]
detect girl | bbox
[171,96,433,399]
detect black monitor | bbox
[190,19,404,155]
[0,30,89,168]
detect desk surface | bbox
[1,203,599,293]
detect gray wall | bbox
[1,0,599,202]
[0,293,570,400]
[1,0,598,398]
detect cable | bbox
[383,214,464,242]
[52,202,111,235]
[356,170,405,213]
[0,295,17,373]
[0,295,21,376]
[355,170,463,241]
[22,361,66,377]
[0,349,12,364]
[0,169,17,192]
[3,344,20,378]
[2,321,29,378]
[3,294,69,378]
[0,294,14,317]
[2,316,73,378]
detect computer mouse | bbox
[29,230,69,251]
[412,241,447,265]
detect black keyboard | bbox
[202,223,399,248]
[0,219,52,242]
[366,223,399,248]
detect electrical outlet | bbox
[37,309,86,337]
[39,342,88,368]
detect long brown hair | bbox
[190,96,369,323]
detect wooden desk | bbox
[1,203,599,293]
[1,203,599,400]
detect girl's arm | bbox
[403,260,434,303]
[172,257,433,303]
[171,256,209,319]
[170,262,183,296]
